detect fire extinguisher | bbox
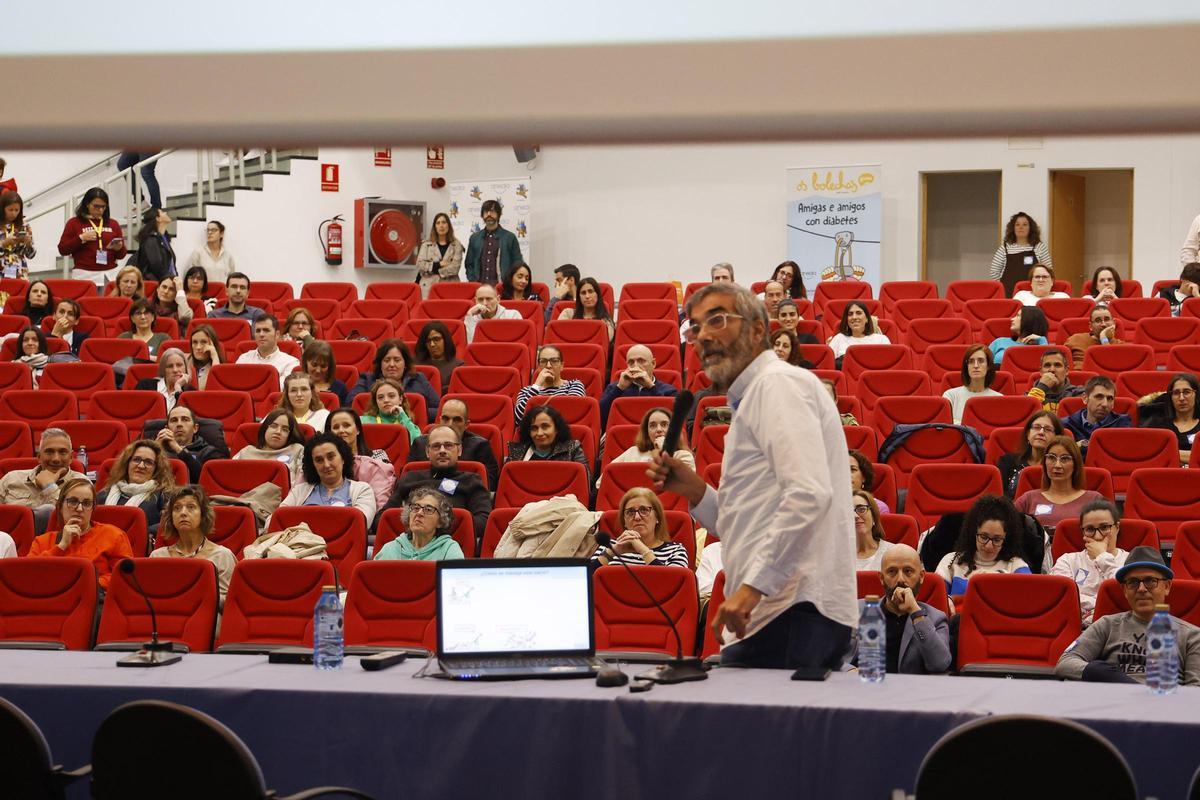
[319,215,343,266]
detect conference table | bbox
[1,650,1197,799]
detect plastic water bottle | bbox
[859,595,886,683]
[77,446,94,481]
[1146,604,1178,695]
[313,585,344,670]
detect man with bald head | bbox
[599,343,678,427]
[849,544,952,675]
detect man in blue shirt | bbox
[599,344,678,427]
[1062,375,1131,451]
[208,272,265,326]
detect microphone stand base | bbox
[639,657,708,684]
[117,641,182,668]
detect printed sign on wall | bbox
[447,177,532,277]
[373,148,392,167]
[320,163,340,192]
[785,165,882,291]
[427,146,445,169]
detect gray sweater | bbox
[1055,610,1200,685]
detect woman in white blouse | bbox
[184,220,235,283]
[827,300,889,360]
[278,371,329,431]
[1012,264,1070,307]
[280,433,376,525]
[942,344,1002,424]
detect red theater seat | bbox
[361,423,411,466]
[618,282,677,304]
[96,558,219,653]
[947,281,1005,313]
[1166,345,1200,374]
[209,506,258,559]
[961,298,1021,334]
[905,464,1002,531]
[1134,317,1200,368]
[855,568,949,615]
[301,281,358,310]
[329,317,393,343]
[524,395,601,453]
[961,395,1041,438]
[1123,468,1200,543]
[494,461,589,509]
[373,507,475,559]
[268,506,368,575]
[1081,344,1157,377]
[448,366,522,401]
[328,339,376,373]
[869,463,898,511]
[89,390,167,442]
[613,319,679,352]
[1115,370,1172,401]
[596,462,686,512]
[1171,522,1200,581]
[473,318,537,360]
[616,299,677,322]
[464,342,532,380]
[57,420,128,466]
[700,570,726,660]
[880,513,920,549]
[1093,578,1200,627]
[871,397,951,439]
[548,342,606,374]
[343,560,437,651]
[180,392,255,437]
[545,319,611,353]
[1108,297,1171,326]
[479,507,520,559]
[814,281,873,318]
[0,557,98,650]
[841,345,914,391]
[347,299,410,331]
[216,559,335,652]
[365,281,421,309]
[843,426,878,461]
[0,390,77,437]
[856,370,931,415]
[957,573,1081,674]
[693,424,728,473]
[0,504,35,556]
[0,421,33,460]
[890,299,954,334]
[1085,428,1179,494]
[796,344,836,370]
[186,318,253,352]
[200,459,290,502]
[593,565,698,658]
[44,279,97,302]
[904,317,972,354]
[1050,517,1158,563]
[879,281,938,315]
[439,393,514,444]
[0,361,33,392]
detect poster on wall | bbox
[785,165,882,291]
[447,177,532,280]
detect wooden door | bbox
[1050,172,1086,294]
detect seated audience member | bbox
[183,265,220,313]
[499,263,541,303]
[1157,262,1200,316]
[557,276,616,340]
[301,340,347,404]
[854,490,893,571]
[108,265,145,300]
[775,300,817,344]
[1064,304,1121,368]
[0,428,85,533]
[464,283,520,343]
[514,344,586,425]
[384,425,492,542]
[988,307,1049,364]
[1027,348,1083,413]
[348,338,439,422]
[186,323,224,390]
[943,344,1002,424]
[506,405,591,483]
[28,478,133,590]
[827,300,890,361]
[236,315,299,388]
[679,263,735,342]
[769,260,807,300]
[604,406,695,483]
[591,487,689,567]
[47,298,89,356]
[0,530,14,558]
[374,486,465,562]
[827,380,859,426]
[235,409,306,486]
[1143,372,1200,466]
[282,306,318,350]
[98,439,174,538]
[413,321,463,394]
[1015,436,1103,532]
[771,328,814,368]
[407,398,499,488]
[150,485,236,605]
[118,299,169,358]
[279,371,329,430]
[997,411,1064,498]
[935,494,1031,596]
[155,405,229,483]
[135,347,194,413]
[848,544,952,675]
[151,276,192,325]
[13,325,49,387]
[1012,263,1069,306]
[1084,266,1124,303]
[546,262,580,324]
[208,271,265,325]
[599,344,678,427]
[326,408,395,511]
[20,279,54,327]
[1055,545,1200,685]
[848,450,889,513]
[359,378,420,441]
[1062,376,1130,449]
[280,433,377,523]
[761,280,786,320]
[1051,500,1129,626]
[695,540,724,601]
[183,221,235,284]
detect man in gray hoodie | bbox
[1055,545,1200,685]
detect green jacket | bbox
[464,225,523,282]
[374,533,464,562]
[359,410,420,442]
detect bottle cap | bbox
[865,595,880,602]
[1155,604,1170,611]
[321,585,338,592]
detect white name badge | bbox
[439,478,459,495]
[1023,255,1035,265]
[1035,504,1054,516]
[329,499,346,507]
[96,250,107,265]
[276,454,291,463]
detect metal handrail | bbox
[23,152,121,209]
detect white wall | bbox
[13,135,1200,293]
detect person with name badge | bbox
[990,211,1052,297]
[1015,436,1102,535]
[57,187,127,275]
[280,432,376,524]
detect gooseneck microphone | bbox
[660,390,694,456]
[594,531,708,684]
[116,559,182,668]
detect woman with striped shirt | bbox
[592,487,690,568]
[990,212,1052,296]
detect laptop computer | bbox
[436,558,606,680]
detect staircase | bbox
[161,148,318,222]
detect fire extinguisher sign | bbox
[320,164,339,192]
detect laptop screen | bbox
[438,561,593,656]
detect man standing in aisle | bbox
[464,200,522,285]
[649,283,857,669]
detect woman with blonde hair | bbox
[279,371,329,430]
[283,306,318,349]
[591,487,689,567]
[98,439,176,538]
[108,264,145,300]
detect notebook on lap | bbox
[436,558,605,680]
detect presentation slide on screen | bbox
[441,566,591,654]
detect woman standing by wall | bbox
[414,212,464,298]
[989,212,1052,296]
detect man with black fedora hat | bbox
[1055,545,1200,685]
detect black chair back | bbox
[0,696,90,800]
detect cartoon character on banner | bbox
[449,201,459,219]
[821,231,865,281]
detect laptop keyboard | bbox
[452,656,596,670]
